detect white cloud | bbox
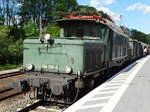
[126,3,150,14]
[90,0,115,7]
[17,3,22,7]
[89,0,120,23]
[98,7,121,23]
[90,0,100,7]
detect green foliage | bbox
[17,0,78,25]
[23,20,38,37]
[0,64,21,70]
[9,26,25,40]
[0,25,11,65]
[75,5,97,11]
[0,25,23,66]
[72,5,97,16]
[0,25,10,37]
[43,23,60,37]
[70,5,114,22]
[8,39,23,64]
[0,17,5,25]
[130,29,150,44]
[98,11,113,22]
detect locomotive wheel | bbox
[85,78,95,92]
[104,68,111,79]
[89,79,95,90]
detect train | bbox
[11,15,149,104]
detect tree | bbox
[23,20,38,37]
[8,39,23,64]
[0,0,18,26]
[75,5,96,11]
[17,0,78,30]
[69,5,114,22]
[0,25,24,65]
[130,29,150,44]
[43,23,60,37]
[0,25,11,64]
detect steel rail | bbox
[0,90,22,102]
[17,100,68,112]
[17,100,43,112]
[0,88,13,94]
[0,71,24,79]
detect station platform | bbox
[0,68,21,75]
[64,55,150,112]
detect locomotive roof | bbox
[57,15,129,38]
[57,16,107,27]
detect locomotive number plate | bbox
[42,64,58,70]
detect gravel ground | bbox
[0,74,28,112]
[0,93,34,112]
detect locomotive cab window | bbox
[58,20,108,40]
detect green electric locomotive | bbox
[12,15,129,103]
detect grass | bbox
[0,64,22,71]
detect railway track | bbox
[0,88,22,102]
[0,88,13,94]
[0,65,131,112]
[0,71,23,79]
[17,100,43,112]
[0,70,25,102]
[0,66,129,112]
[17,100,67,112]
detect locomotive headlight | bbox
[44,34,51,41]
[65,66,72,73]
[26,64,34,71]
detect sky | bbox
[77,0,150,34]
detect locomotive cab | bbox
[57,19,108,41]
